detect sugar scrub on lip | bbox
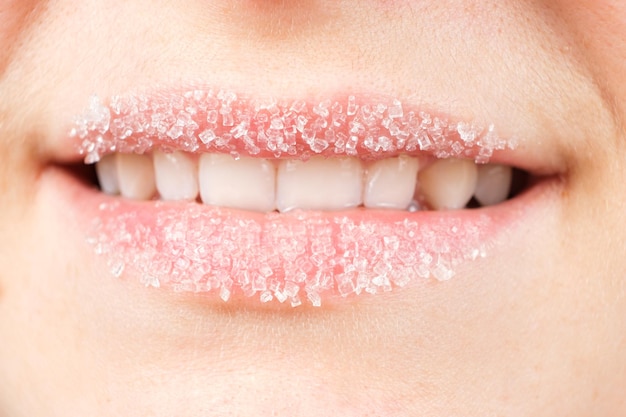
[71,89,518,164]
[87,200,490,307]
[70,88,513,307]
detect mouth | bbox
[49,87,563,307]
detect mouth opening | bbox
[59,153,534,213]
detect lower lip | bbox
[47,166,547,307]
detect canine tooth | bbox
[153,150,198,200]
[95,154,120,195]
[276,157,363,212]
[418,158,478,210]
[199,154,276,212]
[364,156,419,209]
[116,154,156,200]
[474,164,513,206]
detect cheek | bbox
[564,1,626,54]
[0,0,42,74]
[552,0,626,116]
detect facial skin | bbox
[1,1,626,416]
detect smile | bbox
[57,88,561,307]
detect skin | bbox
[1,0,626,416]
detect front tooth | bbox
[474,164,513,206]
[364,156,419,210]
[153,150,198,200]
[276,156,363,212]
[418,158,478,210]
[95,154,120,195]
[117,154,156,200]
[199,154,276,212]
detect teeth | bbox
[199,154,276,212]
[474,164,513,206]
[153,150,198,200]
[95,154,120,195]
[418,158,478,210]
[116,154,157,200]
[276,156,363,212]
[364,156,419,209]
[98,152,517,211]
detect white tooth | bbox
[95,154,120,195]
[116,154,156,200]
[153,150,198,200]
[474,164,513,206]
[364,156,419,210]
[199,154,275,212]
[418,158,478,210]
[276,156,363,212]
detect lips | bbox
[51,87,562,307]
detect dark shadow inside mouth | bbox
[62,162,99,188]
[59,161,533,211]
[509,168,531,199]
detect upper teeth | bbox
[199,153,276,212]
[364,156,420,210]
[154,150,199,201]
[95,152,515,211]
[474,164,513,206]
[417,158,478,210]
[116,153,157,200]
[276,157,364,212]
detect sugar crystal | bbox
[260,291,273,303]
[306,290,322,307]
[290,296,302,308]
[432,262,455,281]
[290,100,307,113]
[108,260,125,278]
[388,100,403,119]
[166,125,183,140]
[274,290,288,303]
[347,96,358,116]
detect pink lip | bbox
[54,87,559,307]
[68,89,521,165]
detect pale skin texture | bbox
[1,1,626,416]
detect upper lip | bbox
[46,86,566,177]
